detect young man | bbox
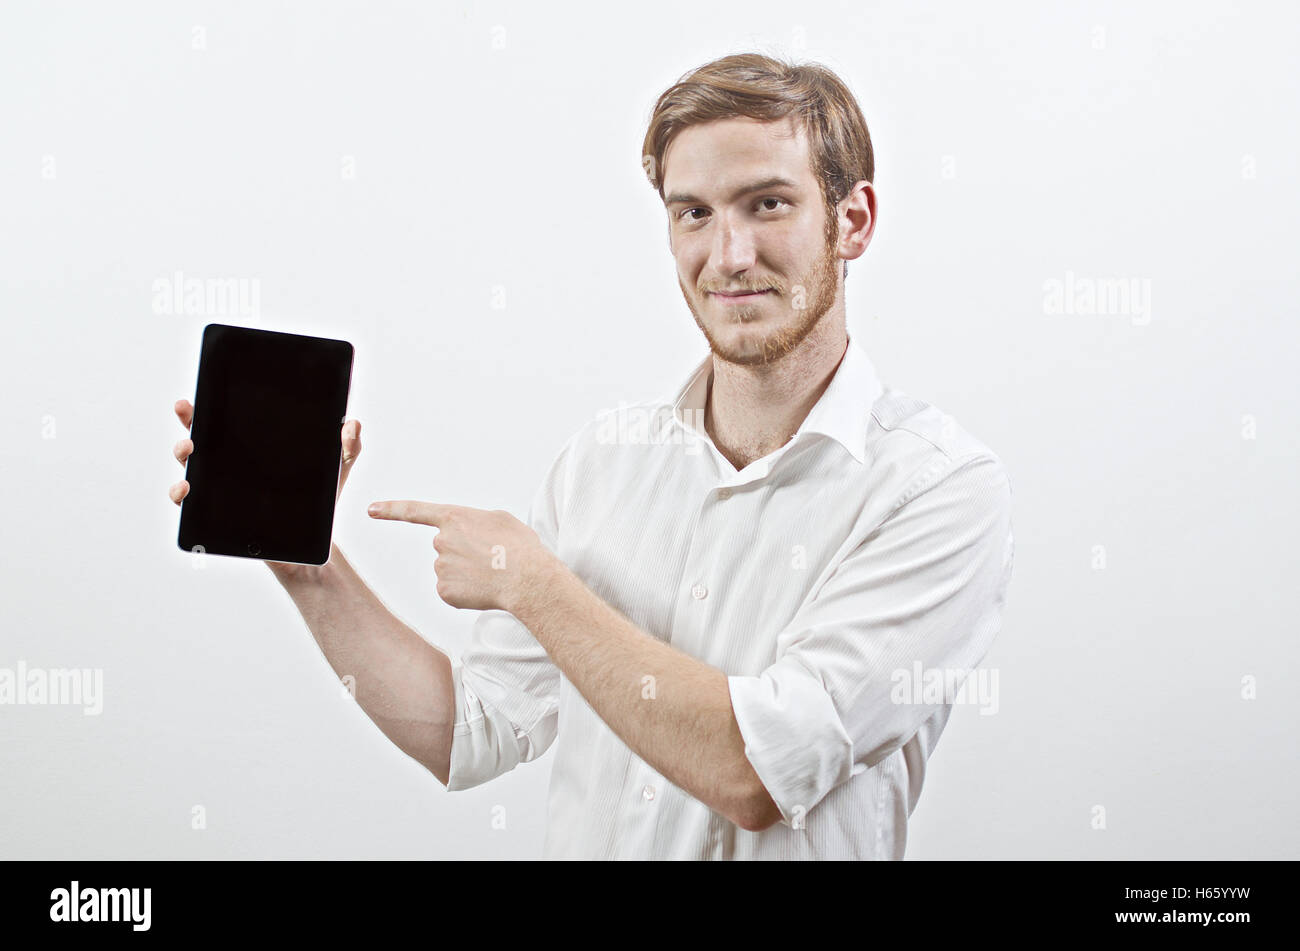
[171,53,1014,860]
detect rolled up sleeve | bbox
[727,452,1014,826]
[446,638,558,791]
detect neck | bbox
[705,313,849,471]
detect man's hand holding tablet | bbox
[168,397,362,584]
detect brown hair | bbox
[641,53,874,272]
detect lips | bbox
[711,289,773,300]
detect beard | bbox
[680,227,840,368]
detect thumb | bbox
[338,419,362,499]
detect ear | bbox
[837,180,876,263]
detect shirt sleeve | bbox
[444,431,578,792]
[726,451,1015,826]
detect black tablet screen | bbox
[177,324,354,566]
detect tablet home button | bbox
[247,542,262,556]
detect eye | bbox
[680,207,709,222]
[759,197,787,212]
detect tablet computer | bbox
[177,323,355,566]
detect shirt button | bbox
[642,784,656,801]
[691,583,708,600]
[717,487,732,500]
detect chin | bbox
[708,326,780,363]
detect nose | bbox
[710,213,757,278]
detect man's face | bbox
[661,116,842,367]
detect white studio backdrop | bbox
[1,0,1296,859]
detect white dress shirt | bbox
[446,335,1014,859]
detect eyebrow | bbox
[664,175,801,207]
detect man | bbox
[170,53,1014,859]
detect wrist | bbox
[266,543,340,590]
[509,546,563,620]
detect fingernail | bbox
[367,503,379,516]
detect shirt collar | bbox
[666,335,884,465]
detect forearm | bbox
[511,557,767,828]
[271,542,456,785]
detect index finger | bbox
[367,500,453,527]
[174,399,193,430]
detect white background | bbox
[1,0,1296,859]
